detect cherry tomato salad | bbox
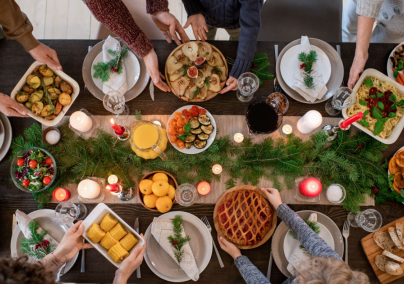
[14,149,54,191]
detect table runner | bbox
[47,115,374,206]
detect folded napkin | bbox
[151,217,199,281]
[102,36,128,96]
[292,36,328,102]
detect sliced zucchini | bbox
[198,114,211,125]
[201,124,214,134]
[194,139,207,149]
[184,134,196,143]
[189,117,200,129]
[185,142,193,149]
[198,133,210,141]
[190,127,202,135]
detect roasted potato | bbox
[54,76,62,88]
[16,91,29,103]
[25,102,32,109]
[33,66,41,74]
[39,65,54,77]
[26,75,34,85]
[32,102,44,116]
[46,114,57,120]
[58,93,71,106]
[41,105,54,117]
[59,81,73,95]
[29,94,41,104]
[55,102,62,115]
[22,85,34,93]
[47,87,61,99]
[29,76,41,89]
[43,76,54,86]
[33,91,43,100]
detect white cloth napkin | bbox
[15,210,59,261]
[292,36,328,102]
[102,36,128,96]
[151,217,199,281]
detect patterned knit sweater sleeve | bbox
[277,204,342,260]
[234,255,270,284]
[85,0,167,58]
[356,0,384,18]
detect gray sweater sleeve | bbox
[235,255,270,284]
[277,204,342,260]
[356,0,384,18]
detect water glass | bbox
[236,73,259,103]
[103,91,130,121]
[347,209,382,232]
[325,87,355,116]
[175,183,198,206]
[55,201,87,224]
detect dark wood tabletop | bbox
[0,39,403,284]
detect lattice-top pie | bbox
[217,189,273,246]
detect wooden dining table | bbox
[1,39,404,284]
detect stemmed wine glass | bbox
[347,209,382,232]
[236,72,259,103]
[325,87,356,116]
[54,201,88,225]
[103,91,130,121]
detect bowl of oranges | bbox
[137,171,177,213]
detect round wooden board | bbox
[213,185,277,250]
[165,41,229,102]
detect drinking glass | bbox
[103,91,130,121]
[236,73,259,103]
[55,201,88,224]
[325,87,356,116]
[175,183,198,206]
[109,183,133,201]
[347,209,382,232]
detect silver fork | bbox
[201,216,224,268]
[342,220,350,264]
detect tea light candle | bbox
[70,111,93,133]
[234,133,244,143]
[108,175,119,184]
[78,179,100,199]
[282,124,292,134]
[52,188,70,202]
[212,164,223,175]
[197,181,211,195]
[297,110,323,134]
[299,177,322,197]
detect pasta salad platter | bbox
[343,69,404,144]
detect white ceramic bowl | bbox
[81,203,145,268]
[342,68,404,144]
[10,61,80,126]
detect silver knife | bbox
[134,218,141,278]
[149,80,154,101]
[266,249,273,281]
[81,239,86,273]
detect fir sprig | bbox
[93,45,129,82]
[298,50,318,89]
[21,220,55,259]
[167,215,191,263]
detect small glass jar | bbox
[175,183,198,206]
[326,184,346,204]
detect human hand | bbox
[219,76,237,94]
[261,188,282,210]
[53,221,93,263]
[28,43,62,71]
[217,236,241,260]
[184,14,208,42]
[114,235,146,283]
[348,52,368,88]
[151,11,189,45]
[143,49,171,92]
[0,93,29,117]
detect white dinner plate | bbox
[280,45,331,89]
[387,41,404,81]
[283,222,335,261]
[0,113,12,162]
[0,118,4,150]
[144,211,212,282]
[10,209,78,275]
[91,50,140,92]
[166,106,217,155]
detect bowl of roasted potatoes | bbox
[81,203,145,268]
[10,61,79,126]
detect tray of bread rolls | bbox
[81,203,145,268]
[361,216,404,284]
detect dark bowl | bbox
[246,100,283,135]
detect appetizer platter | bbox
[81,203,144,268]
[343,69,404,144]
[213,185,277,249]
[388,147,404,195]
[165,41,228,102]
[11,62,79,126]
[387,42,404,86]
[167,105,216,154]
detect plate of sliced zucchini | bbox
[167,105,217,154]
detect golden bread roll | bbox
[393,183,401,194]
[394,172,404,188]
[100,232,118,250]
[120,232,138,251]
[108,243,129,263]
[110,223,127,241]
[86,223,106,243]
[395,150,404,168]
[389,157,402,175]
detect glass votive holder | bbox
[77,176,105,203]
[326,184,346,204]
[69,109,100,139]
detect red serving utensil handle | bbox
[340,112,363,129]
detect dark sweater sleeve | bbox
[234,255,270,284]
[182,0,204,16]
[229,0,263,79]
[277,204,342,260]
[146,0,169,14]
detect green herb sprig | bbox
[177,123,192,141]
[21,220,55,260]
[168,215,191,263]
[93,45,129,82]
[298,50,318,89]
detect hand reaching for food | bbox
[348,52,368,89]
[151,11,190,45]
[28,43,62,71]
[261,188,283,210]
[217,236,241,260]
[143,49,171,92]
[219,76,238,94]
[0,93,29,117]
[184,14,208,42]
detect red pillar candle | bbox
[109,118,124,135]
[197,181,211,196]
[52,188,71,202]
[299,177,322,197]
[106,183,120,193]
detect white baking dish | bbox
[81,203,145,268]
[342,68,404,144]
[10,61,80,126]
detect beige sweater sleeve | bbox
[356,0,384,18]
[0,0,40,51]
